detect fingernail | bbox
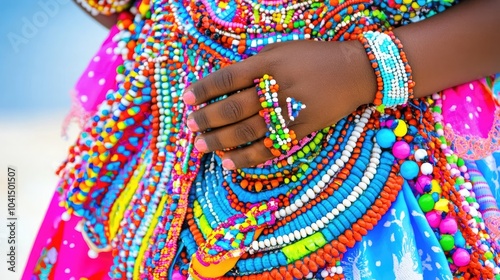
[194,138,208,152]
[187,118,199,131]
[222,159,236,170]
[183,90,196,105]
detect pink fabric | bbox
[23,27,122,280]
[442,79,500,160]
[22,192,114,279]
[63,26,123,133]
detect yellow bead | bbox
[393,120,408,137]
[434,198,450,212]
[431,180,442,194]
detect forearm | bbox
[355,0,500,105]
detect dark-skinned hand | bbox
[182,40,376,170]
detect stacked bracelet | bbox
[256,75,298,157]
[359,31,415,112]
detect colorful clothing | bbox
[24,0,500,279]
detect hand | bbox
[183,40,376,170]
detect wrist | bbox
[342,40,378,108]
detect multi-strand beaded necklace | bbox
[56,0,500,278]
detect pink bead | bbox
[426,210,442,228]
[439,217,458,234]
[172,271,185,280]
[386,119,394,128]
[392,141,411,159]
[462,205,470,212]
[452,248,471,267]
[414,176,431,194]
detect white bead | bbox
[251,241,259,251]
[420,162,433,175]
[331,165,339,172]
[275,211,281,219]
[264,239,271,247]
[300,228,307,238]
[322,174,331,183]
[318,180,326,188]
[332,208,340,216]
[362,177,370,185]
[354,186,363,194]
[347,195,356,202]
[306,189,315,199]
[295,200,303,208]
[321,270,329,278]
[316,220,325,228]
[270,237,277,246]
[279,209,286,217]
[338,203,347,211]
[294,230,301,240]
[321,216,329,224]
[301,194,309,203]
[326,212,334,220]
[359,182,368,190]
[289,232,295,242]
[259,241,265,248]
[367,167,377,175]
[283,235,290,244]
[311,223,319,231]
[313,185,321,193]
[277,236,284,245]
[290,204,298,212]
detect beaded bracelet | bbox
[358,31,415,112]
[256,75,298,157]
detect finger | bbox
[186,87,260,132]
[194,114,267,152]
[220,121,315,170]
[220,139,275,170]
[183,55,265,105]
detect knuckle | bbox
[194,83,210,102]
[205,134,223,151]
[193,112,210,131]
[234,124,257,143]
[215,70,234,92]
[220,100,243,121]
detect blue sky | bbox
[0,0,109,117]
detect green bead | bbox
[418,194,435,212]
[485,251,494,260]
[117,65,125,74]
[439,234,454,251]
[455,177,465,185]
[457,158,465,167]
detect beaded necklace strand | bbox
[56,0,499,279]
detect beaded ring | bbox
[255,75,300,157]
[359,31,415,112]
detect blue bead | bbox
[400,160,419,180]
[376,128,396,149]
